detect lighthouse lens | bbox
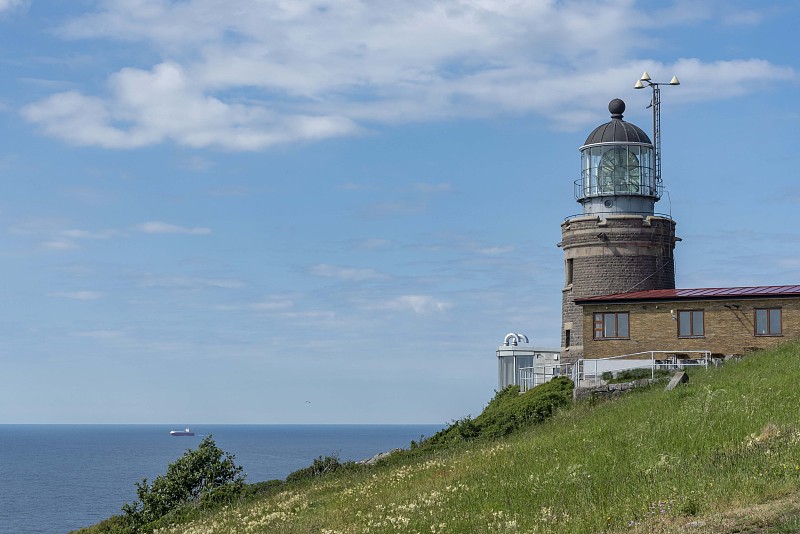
[599,147,640,194]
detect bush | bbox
[479,377,574,438]
[243,479,283,497]
[421,378,574,447]
[122,436,245,530]
[285,454,361,483]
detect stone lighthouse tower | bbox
[560,98,678,361]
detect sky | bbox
[1,0,798,424]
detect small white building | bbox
[496,333,562,391]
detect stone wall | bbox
[560,215,677,362]
[581,297,800,359]
[573,378,656,402]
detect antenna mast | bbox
[634,72,680,185]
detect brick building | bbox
[576,286,800,359]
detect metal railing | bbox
[517,351,711,392]
[574,177,662,201]
[563,210,674,222]
[574,180,661,199]
[575,350,711,387]
[519,363,575,392]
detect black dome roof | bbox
[583,99,652,146]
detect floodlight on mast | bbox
[634,71,680,185]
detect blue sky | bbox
[1,0,798,424]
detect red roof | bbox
[575,285,800,303]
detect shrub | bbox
[122,436,245,530]
[243,479,283,497]
[285,454,360,483]
[421,378,573,446]
[479,377,574,438]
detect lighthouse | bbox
[559,98,678,361]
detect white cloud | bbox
[353,238,392,250]
[72,330,126,339]
[414,183,453,194]
[22,62,358,150]
[42,240,80,251]
[721,9,764,26]
[9,220,121,251]
[21,1,798,149]
[477,246,514,255]
[9,218,68,236]
[0,0,27,14]
[251,299,295,311]
[179,155,215,171]
[136,221,211,235]
[375,295,451,315]
[215,297,294,311]
[139,276,245,289]
[310,263,389,281]
[60,229,119,239]
[48,291,104,301]
[360,200,427,218]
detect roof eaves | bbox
[575,286,800,304]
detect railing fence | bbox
[518,350,711,391]
[576,350,710,387]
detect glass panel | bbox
[693,311,704,336]
[580,145,660,197]
[594,313,603,339]
[617,313,629,338]
[604,313,616,338]
[597,147,642,194]
[498,358,503,389]
[598,147,614,193]
[640,147,654,194]
[581,151,592,196]
[517,356,533,370]
[770,309,782,335]
[755,309,768,335]
[679,311,691,337]
[501,357,515,387]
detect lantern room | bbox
[576,98,659,216]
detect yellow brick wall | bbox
[581,297,800,359]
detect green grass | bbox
[80,341,800,533]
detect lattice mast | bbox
[635,71,680,185]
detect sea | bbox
[0,424,443,534]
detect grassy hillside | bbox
[85,341,800,533]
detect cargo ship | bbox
[169,427,195,437]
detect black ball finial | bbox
[609,98,625,119]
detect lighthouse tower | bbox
[560,98,678,361]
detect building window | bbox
[755,308,782,336]
[565,329,571,347]
[593,312,629,340]
[678,310,704,338]
[565,258,574,285]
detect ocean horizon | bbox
[0,423,443,533]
